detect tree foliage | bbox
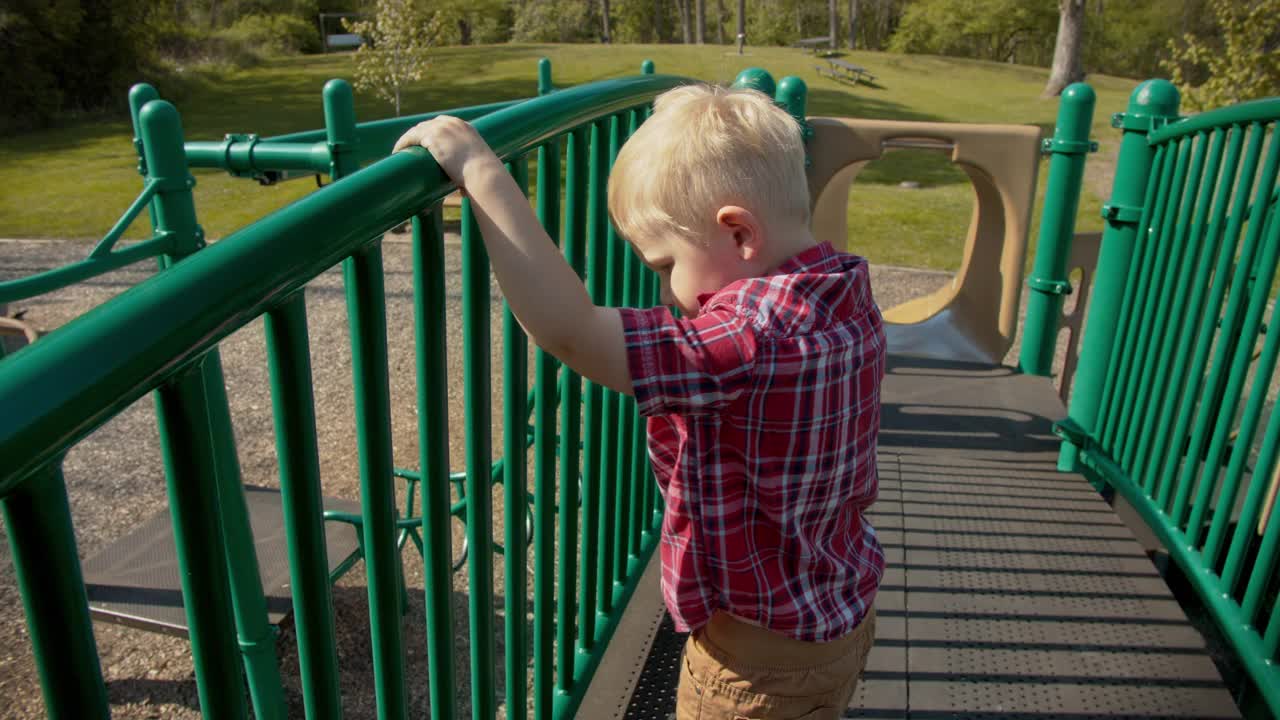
[1160,0,1280,110]
[889,0,1059,66]
[344,0,440,115]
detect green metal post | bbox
[1058,80,1179,472]
[156,364,250,720]
[1,464,109,719]
[326,78,408,720]
[412,206,457,720]
[532,136,562,720]
[265,293,343,720]
[503,157,530,720]
[141,97,286,719]
[641,59,655,74]
[1019,83,1096,376]
[461,194,496,720]
[128,83,161,233]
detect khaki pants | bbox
[675,608,876,720]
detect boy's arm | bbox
[395,117,633,396]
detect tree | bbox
[1043,0,1085,97]
[828,0,837,49]
[848,0,858,49]
[602,0,612,42]
[1160,0,1280,109]
[344,0,438,116]
[695,0,705,42]
[890,0,1056,64]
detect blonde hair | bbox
[607,84,809,244]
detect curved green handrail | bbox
[1149,96,1280,145]
[0,72,689,497]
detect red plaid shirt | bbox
[619,241,885,642]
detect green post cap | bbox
[1128,79,1180,119]
[538,58,553,95]
[732,68,777,97]
[641,59,655,75]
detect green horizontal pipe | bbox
[184,100,599,177]
[184,140,333,174]
[0,73,690,496]
[1149,97,1280,144]
[0,234,174,305]
[1076,446,1280,712]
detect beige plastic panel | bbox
[808,118,1042,364]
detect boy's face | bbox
[628,206,764,318]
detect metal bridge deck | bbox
[584,354,1240,719]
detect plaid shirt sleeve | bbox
[618,305,759,417]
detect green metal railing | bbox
[0,62,817,719]
[1056,82,1280,714]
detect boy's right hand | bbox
[392,116,503,191]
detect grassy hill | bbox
[0,43,1141,270]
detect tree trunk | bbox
[1043,0,1085,97]
[736,0,745,53]
[848,0,858,49]
[655,0,663,41]
[717,0,726,43]
[602,0,612,42]
[695,0,705,43]
[679,0,691,43]
[457,18,472,45]
[828,0,838,49]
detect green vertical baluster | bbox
[413,206,457,720]
[2,464,109,719]
[556,126,589,709]
[1115,137,1193,467]
[1093,145,1166,450]
[141,96,284,718]
[1173,123,1271,532]
[598,114,622,614]
[1145,128,1229,506]
[1158,125,1247,514]
[1244,486,1280,629]
[624,108,647,561]
[1193,131,1280,558]
[504,157,531,720]
[1224,398,1280,594]
[1060,80,1179,473]
[325,78,407,720]
[156,365,249,720]
[1128,132,1209,487]
[610,113,635,584]
[1098,143,1177,454]
[265,293,343,720]
[461,194,496,720]
[579,118,608,649]
[533,135,562,720]
[1020,84,1096,376]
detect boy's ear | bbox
[716,206,762,261]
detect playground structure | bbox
[0,58,1277,719]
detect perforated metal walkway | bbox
[582,355,1240,719]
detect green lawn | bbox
[0,44,1140,271]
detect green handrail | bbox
[1054,81,1280,714]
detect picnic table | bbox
[793,36,832,54]
[815,57,876,85]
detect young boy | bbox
[394,83,884,720]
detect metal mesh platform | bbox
[80,484,361,636]
[591,354,1241,719]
